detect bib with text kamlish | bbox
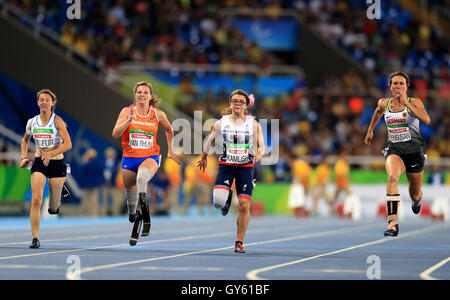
[226,143,250,164]
[129,129,154,149]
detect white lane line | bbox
[0,224,229,247]
[420,257,450,280]
[0,220,355,259]
[0,231,233,261]
[0,264,63,270]
[246,222,450,280]
[0,215,297,238]
[69,222,380,280]
[141,266,223,271]
[0,222,307,260]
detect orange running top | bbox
[122,105,160,158]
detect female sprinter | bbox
[20,89,72,248]
[112,81,181,245]
[197,89,265,253]
[364,71,430,236]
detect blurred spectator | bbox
[163,152,183,213]
[100,147,122,215]
[427,164,446,185]
[195,154,217,214]
[181,156,199,214]
[79,148,103,216]
[311,155,332,215]
[332,149,351,205]
[147,171,170,215]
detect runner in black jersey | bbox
[197,90,265,253]
[364,71,430,236]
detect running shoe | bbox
[234,243,245,253]
[411,199,422,214]
[48,207,59,215]
[29,238,40,249]
[383,224,399,237]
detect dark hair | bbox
[221,89,251,116]
[388,71,409,87]
[134,81,160,107]
[37,89,57,112]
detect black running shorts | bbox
[382,147,426,173]
[31,158,67,178]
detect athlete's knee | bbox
[238,198,250,212]
[31,196,42,207]
[213,188,229,209]
[387,173,401,184]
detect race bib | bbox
[388,127,412,143]
[129,129,154,149]
[226,143,250,164]
[33,128,55,148]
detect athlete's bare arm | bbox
[253,120,265,163]
[364,98,388,145]
[156,108,182,165]
[112,106,135,139]
[20,132,31,168]
[404,98,431,125]
[197,119,221,172]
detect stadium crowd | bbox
[2,0,449,214]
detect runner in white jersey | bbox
[364,71,430,237]
[20,89,72,248]
[198,89,265,253]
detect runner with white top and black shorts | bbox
[198,89,265,253]
[20,89,72,249]
[364,71,430,237]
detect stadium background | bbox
[0,0,449,220]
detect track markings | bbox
[68,222,380,279]
[246,222,450,280]
[420,257,450,280]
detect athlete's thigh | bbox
[385,154,406,177]
[31,172,47,200]
[138,157,159,175]
[214,164,234,189]
[234,167,254,197]
[48,177,66,188]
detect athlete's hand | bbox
[127,105,136,123]
[364,131,373,145]
[20,157,30,168]
[197,156,207,172]
[168,151,182,166]
[253,153,263,163]
[41,151,53,167]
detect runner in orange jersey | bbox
[113,81,181,244]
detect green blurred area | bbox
[0,166,30,203]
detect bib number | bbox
[226,144,250,164]
[129,132,153,149]
[388,129,411,143]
